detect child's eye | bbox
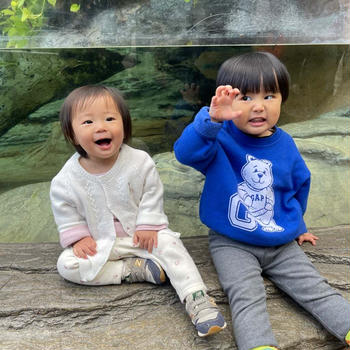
[265,95,274,100]
[242,95,252,101]
[106,116,115,121]
[82,120,93,125]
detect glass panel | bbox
[0,45,349,242]
[0,0,349,49]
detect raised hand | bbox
[133,230,158,253]
[73,236,97,259]
[209,85,242,122]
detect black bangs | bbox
[216,52,290,102]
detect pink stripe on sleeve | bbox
[60,224,91,248]
[135,224,167,232]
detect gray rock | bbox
[0,49,125,137]
[0,226,349,349]
[282,116,350,227]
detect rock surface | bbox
[0,226,349,350]
[0,49,125,137]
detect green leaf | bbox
[70,3,80,12]
[21,7,30,22]
[48,0,56,6]
[1,9,15,16]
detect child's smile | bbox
[94,137,112,149]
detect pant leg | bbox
[57,246,125,285]
[264,240,350,344]
[114,230,206,302]
[209,231,278,350]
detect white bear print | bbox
[228,154,284,232]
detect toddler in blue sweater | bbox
[174,51,350,350]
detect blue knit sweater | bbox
[174,107,310,247]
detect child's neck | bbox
[78,155,117,175]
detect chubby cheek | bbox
[232,118,247,130]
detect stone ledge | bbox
[0,226,349,350]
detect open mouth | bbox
[249,117,266,123]
[95,138,111,146]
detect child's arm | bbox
[292,154,311,215]
[50,176,95,255]
[134,155,169,252]
[174,85,241,172]
[297,232,319,246]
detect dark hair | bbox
[216,51,290,102]
[59,85,132,158]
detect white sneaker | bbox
[185,290,227,337]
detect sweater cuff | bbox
[298,220,308,236]
[193,107,223,139]
[136,224,168,232]
[60,224,91,248]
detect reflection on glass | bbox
[0,1,349,48]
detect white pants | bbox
[57,231,206,302]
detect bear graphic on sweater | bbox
[228,155,284,232]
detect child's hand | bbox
[209,85,242,122]
[73,236,97,259]
[297,232,319,246]
[133,230,158,253]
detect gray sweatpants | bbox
[209,230,350,350]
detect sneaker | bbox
[122,257,166,285]
[185,290,226,337]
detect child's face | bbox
[72,94,124,167]
[232,89,282,137]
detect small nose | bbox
[252,102,264,112]
[252,98,265,112]
[95,120,107,132]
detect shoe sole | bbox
[159,268,166,283]
[198,322,227,337]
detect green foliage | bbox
[184,0,198,5]
[70,3,79,12]
[0,0,79,48]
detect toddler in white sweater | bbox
[50,85,226,337]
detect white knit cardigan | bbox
[50,144,171,281]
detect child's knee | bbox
[157,230,181,247]
[57,248,79,280]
